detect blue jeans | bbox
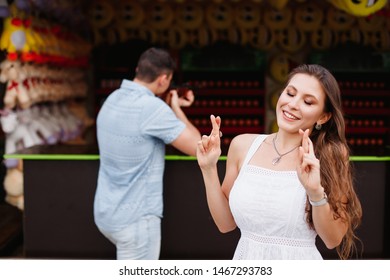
[99,215,161,260]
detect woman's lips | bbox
[282,110,300,121]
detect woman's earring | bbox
[315,123,322,130]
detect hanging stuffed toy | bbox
[0,108,38,155]
[329,0,388,17]
[0,0,10,18]
[0,59,32,109]
[3,160,24,210]
[268,0,289,10]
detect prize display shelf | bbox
[92,43,389,157]
[310,47,390,156]
[93,44,267,155]
[178,46,266,154]
[339,72,389,156]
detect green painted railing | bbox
[3,154,390,162]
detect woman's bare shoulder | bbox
[231,133,266,144]
[229,133,264,153]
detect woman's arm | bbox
[297,129,347,248]
[311,202,348,249]
[197,115,238,233]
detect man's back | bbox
[94,80,185,233]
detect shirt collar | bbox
[120,79,154,97]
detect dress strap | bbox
[234,134,268,182]
[241,134,268,168]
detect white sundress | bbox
[229,135,323,260]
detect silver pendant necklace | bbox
[272,134,299,165]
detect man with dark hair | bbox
[94,47,201,260]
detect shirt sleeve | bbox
[141,97,185,144]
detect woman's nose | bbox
[287,98,299,109]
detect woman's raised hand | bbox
[296,129,324,199]
[196,115,222,170]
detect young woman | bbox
[196,64,362,260]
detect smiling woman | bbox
[196,64,363,260]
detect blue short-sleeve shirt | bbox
[94,80,185,233]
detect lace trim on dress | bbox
[242,231,315,248]
[245,165,297,177]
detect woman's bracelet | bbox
[309,192,328,207]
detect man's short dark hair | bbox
[135,47,176,82]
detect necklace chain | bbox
[272,134,299,165]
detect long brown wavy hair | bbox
[287,64,363,259]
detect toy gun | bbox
[168,82,200,96]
